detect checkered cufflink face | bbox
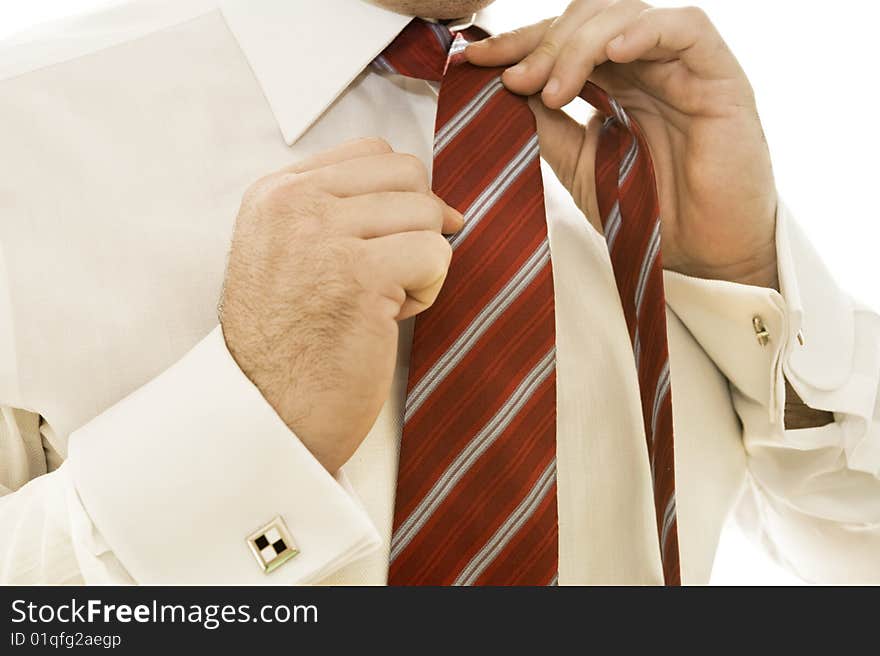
[247,517,299,573]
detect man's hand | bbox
[220,138,463,473]
[467,0,779,289]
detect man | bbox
[0,0,877,585]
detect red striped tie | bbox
[376,19,680,586]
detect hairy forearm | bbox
[784,379,834,430]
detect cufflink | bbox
[752,316,771,347]
[247,516,299,573]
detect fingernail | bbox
[467,39,489,49]
[543,78,560,97]
[507,62,529,76]
[609,34,625,50]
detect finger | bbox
[282,137,393,174]
[334,192,464,238]
[605,7,738,78]
[465,18,553,67]
[363,231,453,320]
[542,0,648,108]
[469,1,618,98]
[466,0,614,68]
[527,96,602,228]
[505,0,621,96]
[300,152,431,197]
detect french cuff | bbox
[664,202,858,424]
[67,327,380,584]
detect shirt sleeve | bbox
[664,202,880,583]
[1,328,381,584]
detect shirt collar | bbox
[219,0,486,146]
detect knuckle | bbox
[495,30,518,43]
[397,153,429,187]
[608,0,651,16]
[501,18,552,45]
[244,173,278,201]
[275,171,308,191]
[560,31,591,60]
[260,177,330,228]
[535,39,560,59]
[504,24,535,43]
[681,5,710,25]
[264,174,306,204]
[636,6,662,24]
[423,197,445,231]
[241,173,333,240]
[425,231,453,271]
[612,0,649,17]
[357,136,393,153]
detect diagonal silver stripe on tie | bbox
[649,363,670,482]
[619,135,640,186]
[633,330,642,374]
[604,200,622,253]
[651,441,657,483]
[634,220,662,318]
[391,348,556,562]
[371,55,397,74]
[452,459,557,585]
[609,97,632,129]
[449,134,539,251]
[426,23,453,51]
[434,77,504,156]
[660,495,677,557]
[650,361,671,439]
[404,239,550,423]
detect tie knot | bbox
[374,19,627,134]
[373,18,480,82]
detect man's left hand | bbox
[467,0,779,289]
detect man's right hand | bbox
[220,138,463,473]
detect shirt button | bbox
[752,315,771,347]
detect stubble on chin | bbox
[372,0,495,20]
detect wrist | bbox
[785,380,834,429]
[724,257,779,291]
[673,254,779,292]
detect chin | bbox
[375,0,497,20]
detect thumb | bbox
[528,96,603,224]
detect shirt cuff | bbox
[664,202,868,434]
[67,326,380,584]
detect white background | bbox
[2,0,877,585]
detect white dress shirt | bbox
[0,0,877,585]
